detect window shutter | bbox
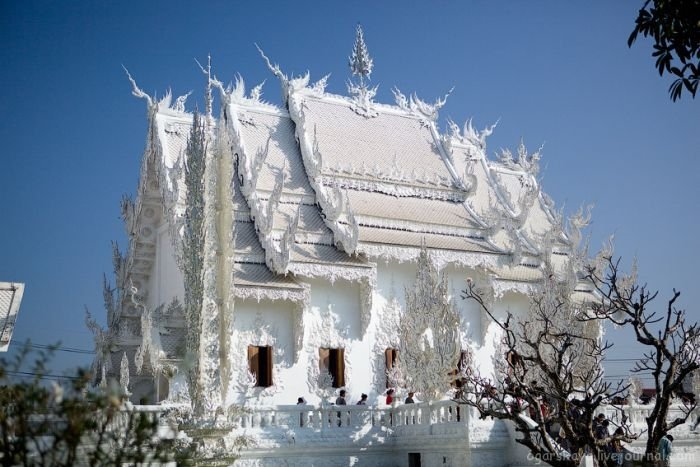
[385,348,397,388]
[336,349,345,387]
[264,346,273,387]
[248,345,260,384]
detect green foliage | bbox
[629,0,700,100]
[0,343,194,466]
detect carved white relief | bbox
[120,351,131,395]
[233,286,307,303]
[304,301,353,397]
[371,290,402,392]
[287,263,373,284]
[391,247,462,401]
[231,309,291,400]
[347,81,379,118]
[86,309,114,387]
[357,244,501,272]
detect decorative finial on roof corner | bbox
[255,44,287,84]
[122,65,154,109]
[255,43,292,104]
[349,23,373,87]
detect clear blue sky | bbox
[1,1,698,384]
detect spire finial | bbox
[205,54,212,118]
[349,24,373,87]
[195,54,216,125]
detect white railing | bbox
[602,403,698,431]
[233,400,470,431]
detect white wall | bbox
[146,223,184,312]
[222,258,532,408]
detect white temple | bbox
[94,28,700,466]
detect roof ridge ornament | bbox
[392,86,453,122]
[123,66,155,110]
[347,24,378,118]
[255,44,292,105]
[349,24,373,86]
[446,117,499,151]
[496,138,544,177]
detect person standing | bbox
[356,393,368,405]
[335,389,347,405]
[609,427,625,467]
[657,434,673,467]
[335,389,347,427]
[385,388,395,405]
[404,392,415,404]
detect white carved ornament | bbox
[391,247,462,401]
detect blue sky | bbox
[1,1,698,384]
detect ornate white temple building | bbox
[94,28,699,466]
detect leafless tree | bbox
[459,264,634,467]
[584,256,699,462]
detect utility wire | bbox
[9,341,95,355]
[4,370,84,381]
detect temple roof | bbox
[122,32,588,300]
[298,94,455,189]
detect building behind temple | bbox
[94,28,610,466]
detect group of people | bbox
[384,388,416,405]
[295,388,417,407]
[594,413,626,466]
[331,390,366,406]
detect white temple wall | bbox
[214,259,533,408]
[374,260,415,311]
[146,224,184,312]
[473,291,530,381]
[227,299,296,406]
[297,278,365,405]
[441,263,487,347]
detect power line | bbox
[4,370,84,381]
[9,341,95,355]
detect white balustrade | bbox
[602,403,697,432]
[221,400,469,431]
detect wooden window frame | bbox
[248,345,273,388]
[319,347,345,388]
[385,348,398,388]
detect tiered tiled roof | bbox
[121,40,591,306]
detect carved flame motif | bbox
[393,247,462,401]
[120,351,130,396]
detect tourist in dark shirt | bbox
[335,389,347,405]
